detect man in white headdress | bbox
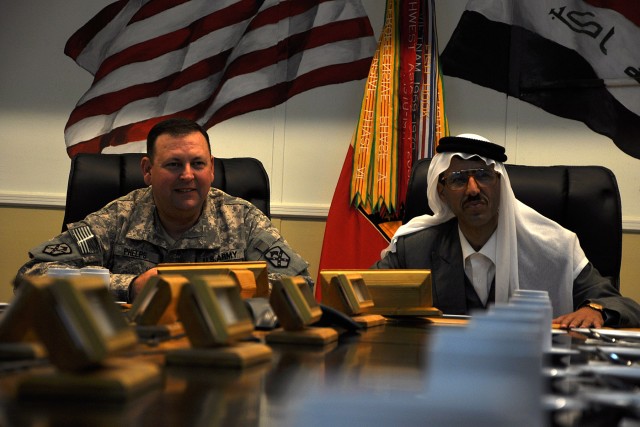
[373,134,640,328]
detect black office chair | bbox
[62,153,270,231]
[403,158,623,289]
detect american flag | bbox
[64,0,376,157]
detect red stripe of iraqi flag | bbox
[583,0,640,26]
[315,145,389,300]
[440,5,640,159]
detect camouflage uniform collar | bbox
[125,188,219,249]
[124,188,165,246]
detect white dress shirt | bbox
[459,228,497,305]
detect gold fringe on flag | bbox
[350,0,448,220]
[350,0,398,214]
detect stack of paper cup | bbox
[80,266,111,287]
[511,290,553,353]
[46,266,110,288]
[46,267,81,278]
[418,308,545,427]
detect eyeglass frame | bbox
[438,168,500,191]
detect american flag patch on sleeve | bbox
[69,225,100,255]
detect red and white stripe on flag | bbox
[64,0,376,157]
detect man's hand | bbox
[553,306,604,329]
[129,268,158,302]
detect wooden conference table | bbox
[0,318,635,426]
[0,318,443,427]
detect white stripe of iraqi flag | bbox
[441,0,640,159]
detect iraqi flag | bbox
[441,0,640,159]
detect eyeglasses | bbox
[439,168,499,190]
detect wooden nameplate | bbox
[17,359,163,402]
[165,342,273,368]
[0,342,47,361]
[352,314,386,328]
[265,327,339,346]
[366,306,442,317]
[135,322,185,340]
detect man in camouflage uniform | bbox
[16,118,312,302]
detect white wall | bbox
[1,0,639,228]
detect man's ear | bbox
[209,155,215,184]
[437,182,446,201]
[141,157,152,185]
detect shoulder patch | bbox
[264,246,290,269]
[43,243,72,256]
[69,225,99,255]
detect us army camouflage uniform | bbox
[16,187,312,302]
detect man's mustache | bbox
[463,194,488,206]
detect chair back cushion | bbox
[404,158,622,288]
[62,153,270,231]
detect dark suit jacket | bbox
[372,219,640,327]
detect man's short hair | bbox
[146,118,211,159]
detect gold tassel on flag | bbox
[349,0,448,239]
[350,0,399,216]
